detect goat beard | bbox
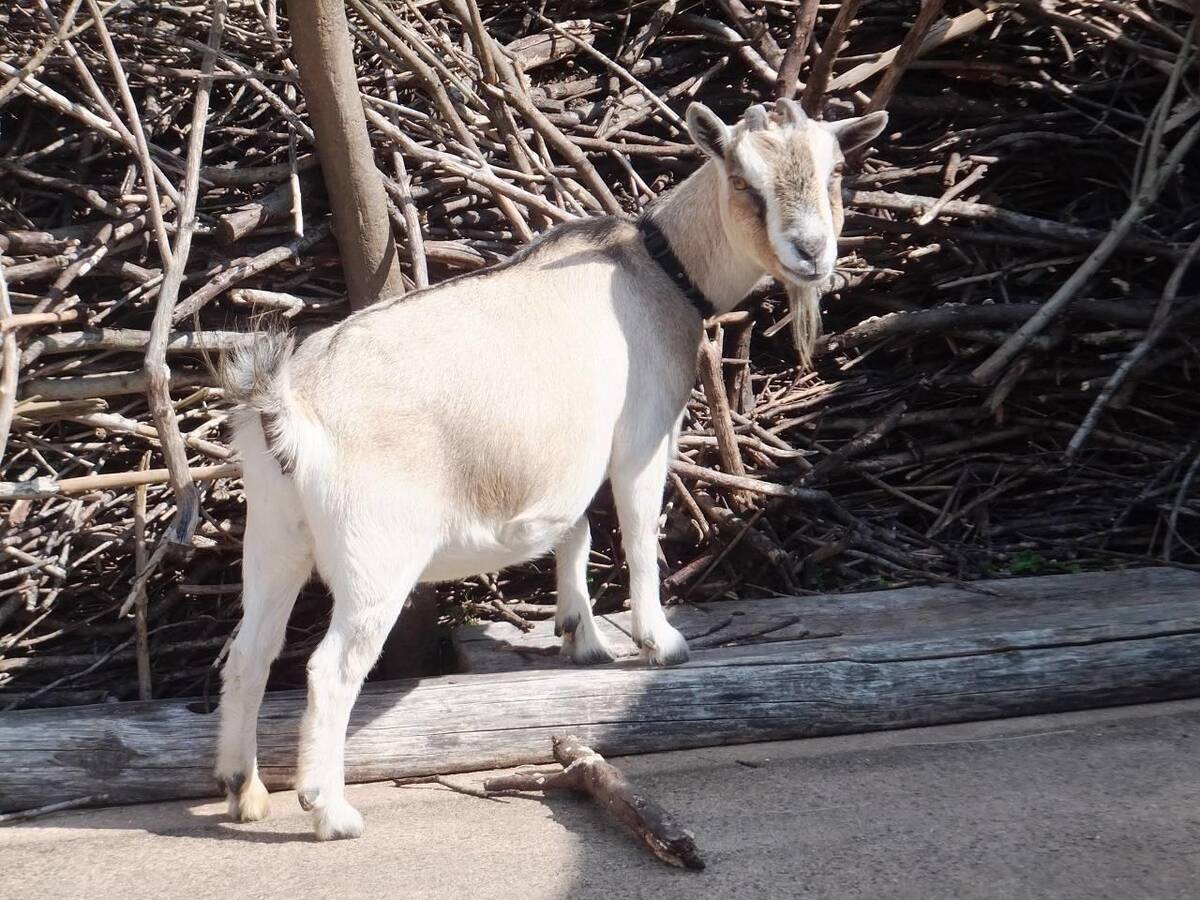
[785,282,823,370]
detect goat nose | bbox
[790,237,825,271]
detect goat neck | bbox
[645,159,765,315]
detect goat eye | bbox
[730,175,749,191]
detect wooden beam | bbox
[286,0,404,309]
[457,566,1200,672]
[2,569,1198,812]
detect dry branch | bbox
[139,0,225,558]
[971,40,1200,383]
[482,735,705,870]
[0,464,240,501]
[776,0,819,100]
[828,8,989,93]
[864,0,946,114]
[801,0,862,115]
[0,265,16,462]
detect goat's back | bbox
[253,217,695,526]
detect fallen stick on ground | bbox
[482,735,705,870]
[0,793,109,826]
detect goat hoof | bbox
[297,788,319,812]
[571,639,616,666]
[554,612,579,640]
[636,623,690,667]
[228,776,271,823]
[313,800,364,841]
[566,622,616,666]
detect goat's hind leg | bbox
[296,532,432,841]
[555,517,614,665]
[215,471,312,822]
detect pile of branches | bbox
[1,0,1198,709]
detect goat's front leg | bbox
[555,517,615,665]
[610,435,689,666]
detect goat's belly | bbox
[418,516,573,582]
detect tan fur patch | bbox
[728,191,778,276]
[761,134,823,216]
[457,454,536,521]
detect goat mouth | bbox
[779,265,829,284]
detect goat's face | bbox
[686,100,888,285]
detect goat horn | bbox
[774,98,807,127]
[744,104,770,131]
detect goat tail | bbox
[219,327,314,477]
[786,282,823,371]
[218,328,294,413]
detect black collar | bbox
[637,214,716,319]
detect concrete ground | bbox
[5,700,1200,900]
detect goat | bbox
[214,98,888,840]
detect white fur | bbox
[215,101,871,840]
[313,796,364,842]
[733,137,772,193]
[555,517,616,665]
[789,126,840,278]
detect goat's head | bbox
[685,99,888,286]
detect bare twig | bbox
[142,1,227,553]
[85,0,174,267]
[801,0,862,114]
[0,0,86,109]
[697,338,747,481]
[0,264,16,462]
[0,464,240,501]
[0,794,109,825]
[1068,235,1200,456]
[132,452,152,699]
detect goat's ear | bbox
[825,111,889,154]
[686,102,730,161]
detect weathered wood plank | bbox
[2,566,1199,812]
[456,567,1200,672]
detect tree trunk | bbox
[286,0,405,309]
